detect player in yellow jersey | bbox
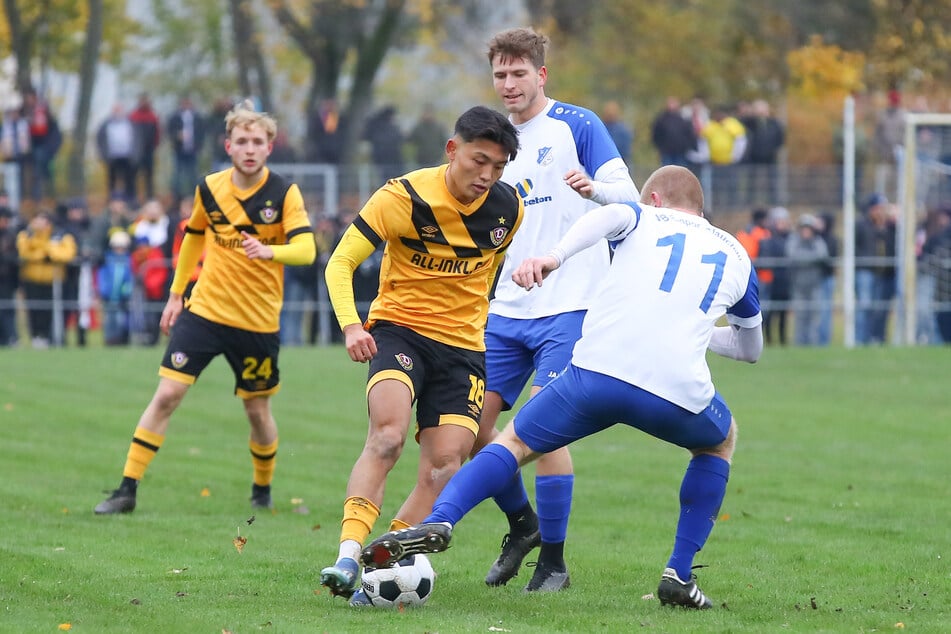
[319,106,523,602]
[94,100,316,515]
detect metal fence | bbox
[3,159,950,348]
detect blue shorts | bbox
[514,364,733,453]
[484,311,585,410]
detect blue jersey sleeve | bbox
[728,267,762,319]
[549,101,622,176]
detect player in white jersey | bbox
[361,165,763,609]
[476,27,640,592]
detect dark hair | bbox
[453,106,519,161]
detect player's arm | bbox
[325,224,379,363]
[709,323,762,363]
[244,230,316,264]
[512,202,637,289]
[587,160,640,204]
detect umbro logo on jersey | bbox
[420,225,438,239]
[536,146,553,166]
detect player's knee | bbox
[152,382,187,415]
[365,425,406,464]
[690,418,737,462]
[424,453,465,489]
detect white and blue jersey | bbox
[490,99,638,320]
[571,203,762,413]
[485,99,638,406]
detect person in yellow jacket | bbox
[17,211,77,348]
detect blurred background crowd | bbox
[2,0,951,348]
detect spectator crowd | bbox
[1,88,950,348]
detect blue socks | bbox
[492,469,530,514]
[427,444,518,525]
[536,474,573,543]
[667,454,730,581]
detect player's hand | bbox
[160,293,184,336]
[343,323,377,363]
[241,231,273,260]
[564,169,595,199]
[511,256,559,290]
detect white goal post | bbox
[898,112,951,345]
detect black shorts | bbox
[159,309,281,398]
[368,321,485,436]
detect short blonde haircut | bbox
[225,99,277,141]
[639,165,704,213]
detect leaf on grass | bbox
[233,536,247,553]
[130,598,141,605]
[895,623,905,629]
[291,498,304,505]
[292,505,310,515]
[176,591,187,597]
[201,487,211,497]
[719,513,730,521]
[641,592,654,600]
[54,547,65,552]
[247,515,256,525]
[222,630,233,634]
[488,627,511,632]
[810,597,818,609]
[311,524,322,531]
[169,567,188,574]
[57,624,71,631]
[4,403,13,411]
[61,508,69,514]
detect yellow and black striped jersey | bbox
[352,164,523,351]
[184,167,312,332]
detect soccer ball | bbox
[361,554,435,608]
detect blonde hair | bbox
[639,165,704,213]
[224,99,277,141]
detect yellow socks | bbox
[340,496,381,544]
[122,427,165,481]
[250,439,278,486]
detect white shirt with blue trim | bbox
[490,99,639,319]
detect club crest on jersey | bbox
[490,226,509,246]
[171,351,188,369]
[395,353,413,371]
[515,179,533,198]
[536,146,553,166]
[260,200,278,224]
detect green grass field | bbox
[1,344,949,633]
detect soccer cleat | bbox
[348,588,374,607]
[360,522,452,569]
[94,488,137,515]
[484,528,541,586]
[320,557,360,599]
[250,483,273,510]
[523,561,570,592]
[657,567,713,609]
